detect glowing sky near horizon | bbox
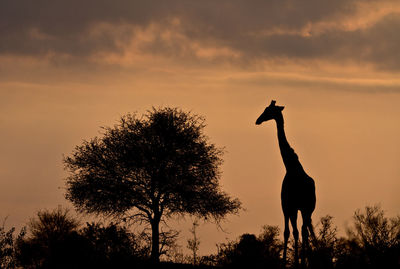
[1,0,399,255]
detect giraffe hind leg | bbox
[308,219,316,241]
[301,222,309,267]
[301,211,314,267]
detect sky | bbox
[1,0,400,256]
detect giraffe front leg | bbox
[293,227,299,267]
[283,215,290,267]
[290,213,299,268]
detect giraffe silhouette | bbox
[256,100,316,267]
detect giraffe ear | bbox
[278,106,285,111]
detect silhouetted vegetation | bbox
[63,107,241,261]
[16,207,87,268]
[80,221,149,268]
[334,205,400,269]
[0,218,25,268]
[187,219,201,265]
[14,207,150,268]
[195,205,399,269]
[1,205,399,268]
[213,225,282,268]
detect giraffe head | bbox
[255,100,285,125]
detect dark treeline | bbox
[1,205,399,269]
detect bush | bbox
[80,222,149,267]
[308,215,338,268]
[0,218,25,268]
[16,207,89,268]
[336,205,400,269]
[214,225,282,269]
[15,207,151,268]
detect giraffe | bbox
[256,100,316,267]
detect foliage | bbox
[16,207,151,268]
[80,222,148,267]
[307,206,400,269]
[28,207,79,242]
[64,107,241,261]
[5,204,400,268]
[209,207,400,269]
[0,218,25,269]
[187,219,201,265]
[16,207,88,268]
[214,225,282,269]
[336,205,400,269]
[308,215,338,269]
[352,205,400,251]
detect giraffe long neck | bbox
[275,114,303,172]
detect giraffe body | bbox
[256,100,316,267]
[282,171,315,216]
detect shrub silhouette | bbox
[80,222,148,267]
[215,225,282,269]
[308,215,338,268]
[336,205,400,269]
[16,208,149,268]
[0,219,25,268]
[16,207,89,268]
[210,207,399,269]
[305,206,400,269]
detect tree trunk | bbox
[150,217,160,262]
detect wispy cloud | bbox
[1,0,400,71]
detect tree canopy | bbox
[63,107,241,261]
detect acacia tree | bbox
[64,107,241,262]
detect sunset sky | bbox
[1,0,399,256]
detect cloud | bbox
[1,0,400,70]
